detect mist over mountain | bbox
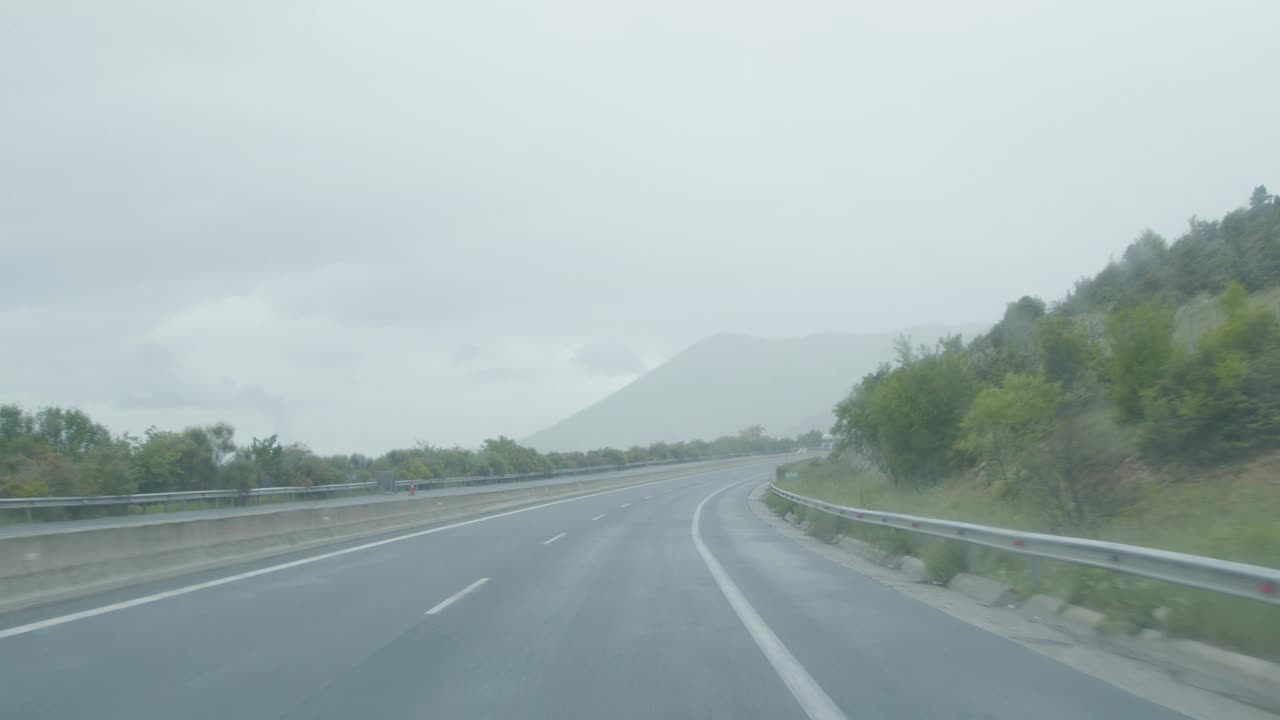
[525,326,986,451]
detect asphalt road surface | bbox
[0,459,1188,719]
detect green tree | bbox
[865,343,978,486]
[1250,184,1271,209]
[956,373,1060,493]
[1106,302,1175,422]
[832,364,890,467]
[480,436,550,475]
[989,296,1046,358]
[795,429,824,448]
[248,435,285,486]
[82,443,137,496]
[1038,399,1136,532]
[1120,230,1170,301]
[1142,282,1280,464]
[131,428,183,493]
[1035,315,1096,389]
[33,407,111,459]
[282,443,341,487]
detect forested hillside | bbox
[831,186,1280,531]
[0,406,815,500]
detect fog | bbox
[3,0,1278,453]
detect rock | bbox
[946,572,1017,607]
[836,537,892,567]
[1136,628,1166,643]
[1168,639,1280,687]
[1157,638,1280,713]
[1057,604,1107,638]
[1018,594,1065,622]
[899,556,928,583]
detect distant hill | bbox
[525,326,986,452]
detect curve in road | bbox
[0,460,1192,719]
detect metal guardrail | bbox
[769,484,1280,606]
[0,451,792,520]
[0,482,377,515]
[389,457,705,491]
[0,462,689,512]
[393,464,624,491]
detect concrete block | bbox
[1057,604,1107,638]
[1103,635,1280,714]
[836,536,891,566]
[898,555,928,583]
[1136,628,1166,643]
[1018,594,1065,622]
[1168,639,1280,688]
[946,572,1017,607]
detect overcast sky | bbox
[3,0,1278,454]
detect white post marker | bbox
[425,578,488,615]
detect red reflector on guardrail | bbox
[1012,540,1025,548]
[855,513,863,519]
[1260,582,1277,594]
[910,522,919,528]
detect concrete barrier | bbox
[946,572,1017,607]
[0,461,755,613]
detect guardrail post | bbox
[26,508,33,523]
[1029,557,1041,593]
[966,543,979,571]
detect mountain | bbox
[525,326,986,452]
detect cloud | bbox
[572,342,647,376]
[467,367,528,383]
[3,0,1279,454]
[452,344,482,366]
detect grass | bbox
[773,453,1280,660]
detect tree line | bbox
[0,405,821,499]
[833,186,1280,531]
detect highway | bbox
[0,459,1187,719]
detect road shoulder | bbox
[745,483,1277,720]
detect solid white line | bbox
[0,466,733,641]
[692,482,848,720]
[425,577,488,615]
[620,503,631,508]
[543,532,567,545]
[592,513,606,521]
